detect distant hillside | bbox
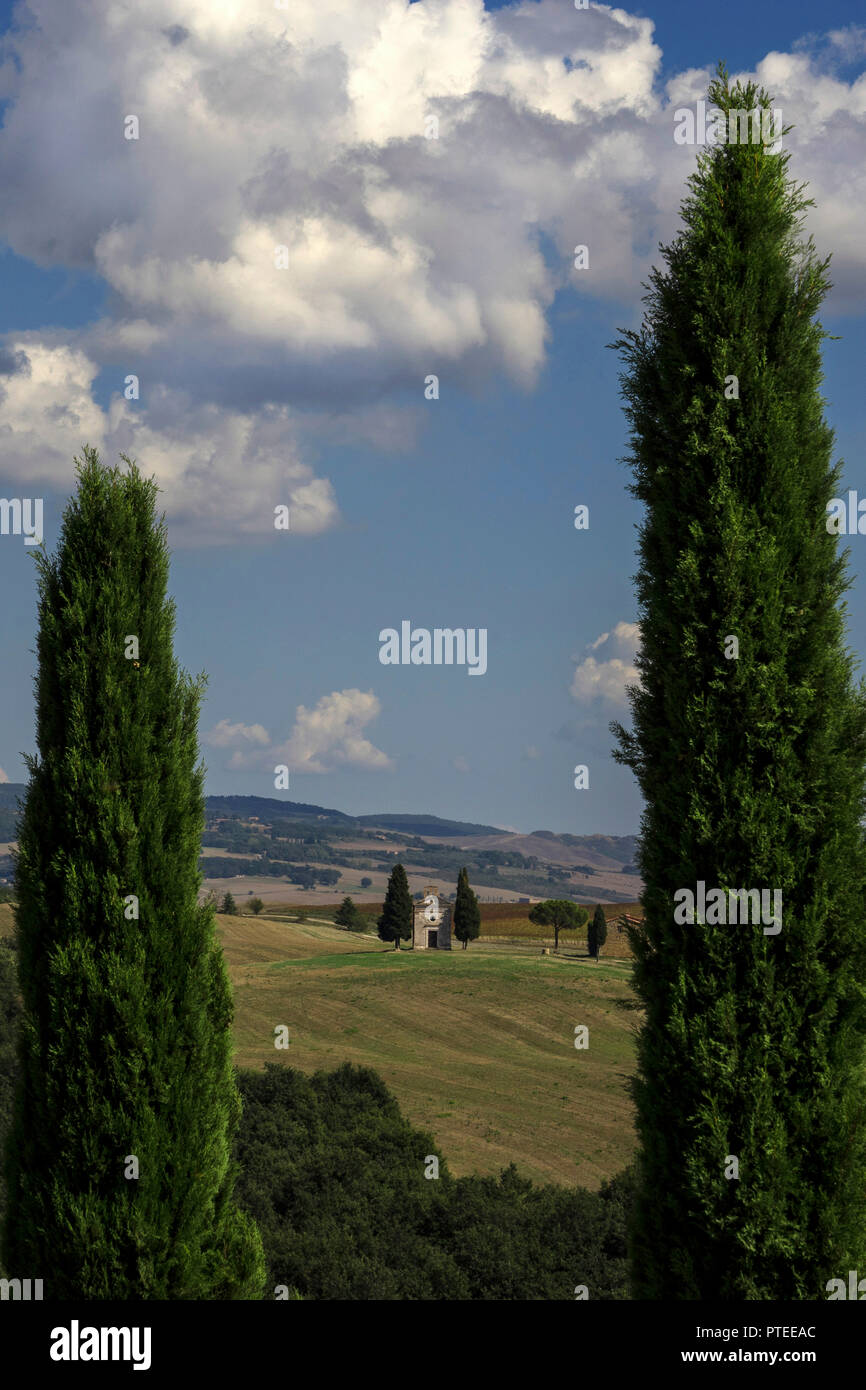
[0,784,639,894]
[205,802,506,838]
[554,834,640,867]
[0,786,360,838]
[424,828,639,873]
[206,800,511,839]
[203,794,355,826]
[357,812,505,837]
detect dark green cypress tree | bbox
[2,448,265,1299]
[334,895,363,931]
[453,867,480,950]
[610,65,866,1298]
[0,938,22,1275]
[377,864,413,950]
[589,905,607,960]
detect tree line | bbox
[199,856,340,887]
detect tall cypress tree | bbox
[588,905,607,960]
[377,864,413,950]
[453,867,480,950]
[2,449,265,1299]
[610,65,866,1298]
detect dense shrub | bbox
[234,1061,633,1300]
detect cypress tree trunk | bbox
[3,449,265,1299]
[611,65,866,1299]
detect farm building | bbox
[616,913,642,932]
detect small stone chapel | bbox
[412,884,452,950]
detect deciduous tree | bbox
[528,899,588,953]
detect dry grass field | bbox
[0,898,641,1188]
[475,902,640,960]
[199,867,543,905]
[221,911,640,1188]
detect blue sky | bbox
[1,0,865,836]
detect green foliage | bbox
[199,855,339,887]
[2,449,265,1299]
[527,899,588,951]
[431,1162,633,1301]
[220,891,239,915]
[248,897,265,916]
[377,863,413,949]
[202,828,270,854]
[610,65,866,1297]
[334,896,366,932]
[233,1061,633,1300]
[0,937,22,1277]
[360,877,372,889]
[453,867,481,949]
[588,905,607,958]
[234,1063,456,1298]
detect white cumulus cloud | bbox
[571,621,640,706]
[0,339,339,543]
[0,4,864,544]
[0,0,662,537]
[205,689,391,774]
[204,720,271,749]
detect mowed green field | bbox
[0,902,641,1188]
[221,912,640,1188]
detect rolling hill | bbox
[0,783,642,904]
